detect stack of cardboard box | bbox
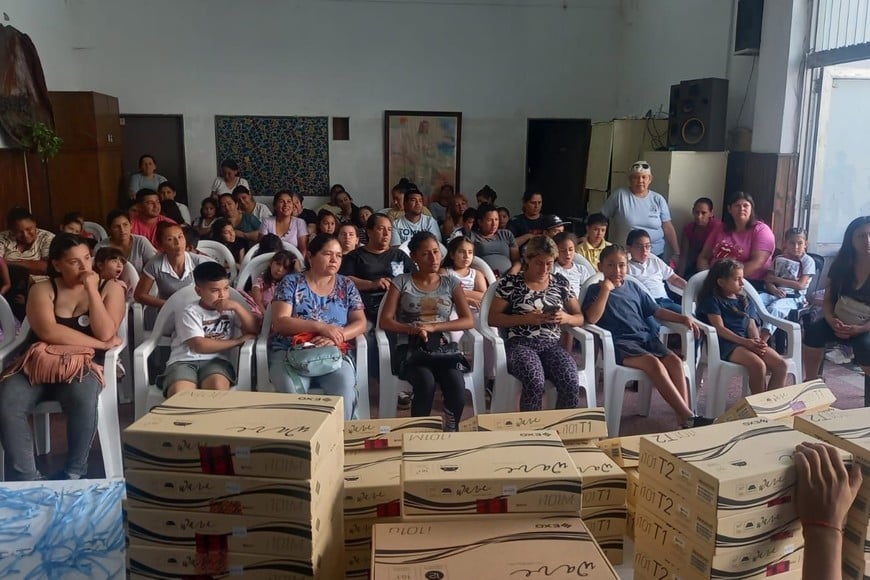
[459,408,626,563]
[598,435,642,543]
[634,417,851,579]
[716,380,836,426]
[341,417,442,579]
[122,390,345,579]
[794,407,870,580]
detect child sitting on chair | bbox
[582,244,710,428]
[696,259,788,394]
[156,261,260,398]
[94,246,130,299]
[577,213,612,270]
[626,229,687,313]
[759,228,816,341]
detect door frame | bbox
[119,113,188,198]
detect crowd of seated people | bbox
[1,154,868,482]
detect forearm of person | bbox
[663,222,680,255]
[272,316,329,337]
[515,233,533,246]
[508,261,522,274]
[7,259,48,274]
[134,290,165,308]
[37,324,111,349]
[583,289,610,324]
[430,316,473,332]
[347,276,377,291]
[743,254,769,278]
[697,247,712,271]
[234,307,261,335]
[241,230,260,242]
[342,317,368,341]
[802,528,843,580]
[561,312,585,326]
[668,274,687,290]
[488,311,529,328]
[465,289,485,303]
[187,336,246,354]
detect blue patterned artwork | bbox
[215,116,329,198]
[0,479,125,579]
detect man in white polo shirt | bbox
[390,186,441,247]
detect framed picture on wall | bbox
[384,110,461,207]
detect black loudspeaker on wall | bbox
[668,77,729,151]
[735,0,764,55]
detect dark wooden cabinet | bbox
[725,152,798,243]
[0,149,52,227]
[46,92,123,226]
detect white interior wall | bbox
[14,0,768,213]
[65,0,621,212]
[614,0,757,133]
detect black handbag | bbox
[401,332,471,375]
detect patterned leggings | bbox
[506,336,580,411]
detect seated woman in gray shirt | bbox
[379,231,474,430]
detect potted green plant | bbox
[21,121,62,159]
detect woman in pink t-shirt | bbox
[697,191,775,287]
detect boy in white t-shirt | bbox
[759,228,816,340]
[553,232,594,350]
[156,261,260,398]
[626,229,687,313]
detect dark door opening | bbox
[525,119,592,226]
[120,114,188,202]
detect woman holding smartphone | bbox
[488,235,585,411]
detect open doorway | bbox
[525,119,592,223]
[120,114,188,202]
[802,64,870,255]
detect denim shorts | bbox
[156,358,237,396]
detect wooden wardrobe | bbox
[46,91,123,227]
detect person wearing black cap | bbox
[543,215,566,238]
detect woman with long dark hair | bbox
[0,234,125,480]
[803,216,870,406]
[697,191,776,289]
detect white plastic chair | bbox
[177,203,192,224]
[197,240,239,282]
[682,271,803,418]
[0,312,128,480]
[375,294,485,419]
[254,304,370,418]
[578,274,697,437]
[240,241,304,270]
[115,261,139,404]
[479,283,597,413]
[573,253,597,274]
[83,221,108,242]
[132,286,256,419]
[236,252,275,292]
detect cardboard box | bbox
[370,517,619,579]
[126,545,343,579]
[845,515,870,561]
[634,506,803,578]
[625,509,635,539]
[344,449,401,519]
[345,546,370,580]
[344,516,401,547]
[793,407,870,465]
[600,539,624,566]
[401,431,582,516]
[580,504,627,539]
[717,379,835,425]
[639,418,851,516]
[125,461,340,519]
[625,467,640,508]
[567,446,627,508]
[843,551,870,580]
[125,500,341,560]
[634,542,682,580]
[123,391,343,479]
[459,407,607,441]
[637,478,798,551]
[343,416,443,451]
[598,435,642,468]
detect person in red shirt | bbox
[131,188,176,247]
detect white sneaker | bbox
[825,348,852,365]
